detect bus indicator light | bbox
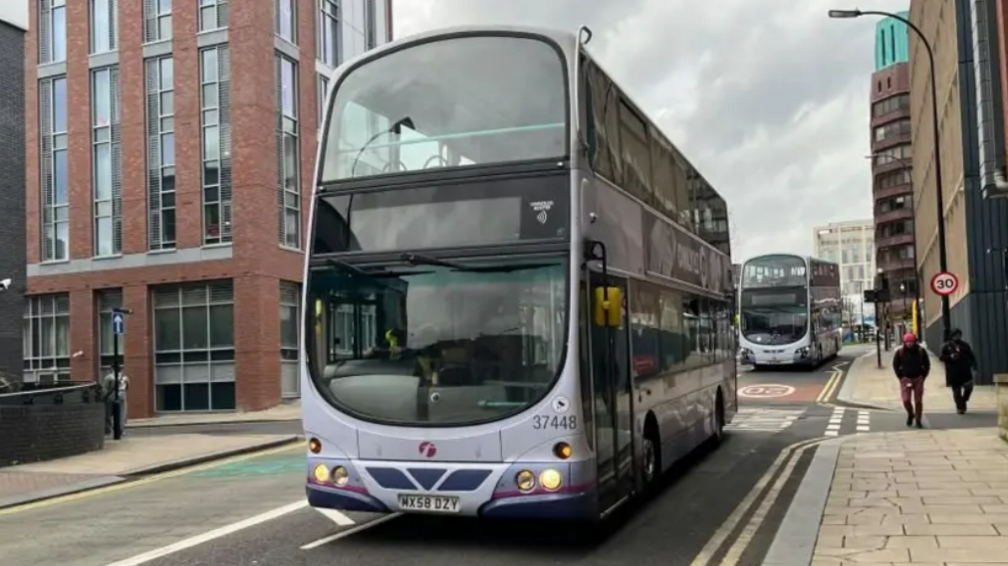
[553,442,573,459]
[309,438,322,454]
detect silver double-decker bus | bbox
[738,254,842,368]
[302,24,737,521]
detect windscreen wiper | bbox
[401,253,560,273]
[400,252,465,269]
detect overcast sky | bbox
[392,0,909,264]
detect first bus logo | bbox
[418,441,437,458]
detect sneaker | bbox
[906,414,914,427]
[915,419,924,429]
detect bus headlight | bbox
[312,464,331,483]
[332,466,350,487]
[797,347,809,357]
[539,469,562,492]
[515,470,535,492]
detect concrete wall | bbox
[0,21,26,382]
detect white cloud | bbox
[391,0,905,263]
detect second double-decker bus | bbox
[301,24,737,521]
[738,254,842,369]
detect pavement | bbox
[764,428,1008,565]
[0,401,304,510]
[837,347,999,414]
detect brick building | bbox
[869,12,917,329]
[0,3,27,385]
[23,0,393,416]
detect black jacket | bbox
[893,345,930,380]
[940,339,976,387]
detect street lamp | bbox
[831,7,952,342]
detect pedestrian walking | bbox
[892,332,930,428]
[939,328,976,414]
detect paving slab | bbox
[768,427,1007,565]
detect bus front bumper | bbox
[306,456,598,520]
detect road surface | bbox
[0,347,994,566]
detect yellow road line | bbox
[815,370,840,403]
[688,436,825,566]
[821,369,843,403]
[0,440,303,517]
[717,440,825,565]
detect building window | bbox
[147,56,176,250]
[39,0,67,64]
[280,281,300,398]
[373,0,389,45]
[318,0,340,67]
[153,281,235,412]
[873,144,912,165]
[872,93,910,117]
[91,0,118,54]
[40,76,69,262]
[276,0,296,44]
[277,54,300,248]
[200,45,233,245]
[199,0,228,32]
[144,0,172,43]
[23,294,71,383]
[877,169,911,189]
[92,66,123,257]
[873,119,911,143]
[364,0,377,49]
[96,288,123,374]
[317,73,329,125]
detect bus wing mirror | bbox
[593,287,622,327]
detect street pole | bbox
[830,8,951,342]
[112,328,122,440]
[874,298,882,368]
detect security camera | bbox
[0,278,10,291]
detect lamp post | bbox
[831,8,951,343]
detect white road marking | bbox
[316,508,356,526]
[104,500,308,566]
[301,513,402,550]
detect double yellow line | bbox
[689,436,827,566]
[815,369,843,404]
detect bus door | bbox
[586,268,635,510]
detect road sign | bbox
[738,384,796,399]
[930,272,959,296]
[112,308,125,335]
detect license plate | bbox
[397,494,461,514]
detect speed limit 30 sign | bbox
[931,271,959,296]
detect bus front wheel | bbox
[642,417,661,493]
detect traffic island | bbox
[996,374,1008,441]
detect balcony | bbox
[876,233,915,249]
[872,159,909,175]
[871,107,910,128]
[875,207,914,224]
[873,182,913,201]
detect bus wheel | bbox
[713,392,726,444]
[642,420,660,491]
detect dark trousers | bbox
[951,380,974,411]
